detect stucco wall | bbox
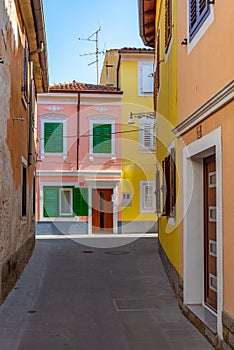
[0,0,36,302]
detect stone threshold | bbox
[186,304,217,334]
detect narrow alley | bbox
[0,236,213,350]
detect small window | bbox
[139,118,155,152]
[60,188,73,216]
[122,193,132,207]
[189,0,210,41]
[140,181,156,212]
[139,62,154,95]
[93,123,112,154]
[22,166,27,216]
[44,122,63,153]
[43,186,88,218]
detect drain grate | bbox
[105,251,129,255]
[82,250,95,254]
[28,310,37,314]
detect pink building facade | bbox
[36,82,123,235]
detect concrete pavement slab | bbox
[0,237,213,349]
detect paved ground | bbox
[0,236,213,350]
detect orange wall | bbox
[181,100,234,315]
[177,0,234,122]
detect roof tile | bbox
[49,81,119,92]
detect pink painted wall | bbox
[36,93,122,222]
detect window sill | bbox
[140,209,156,213]
[139,149,155,154]
[41,153,67,160]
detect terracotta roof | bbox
[119,47,154,53]
[49,81,122,93]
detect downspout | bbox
[28,61,34,166]
[76,92,81,171]
[116,53,121,91]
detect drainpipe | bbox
[28,61,34,166]
[116,52,121,91]
[76,92,81,171]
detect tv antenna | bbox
[78,27,104,85]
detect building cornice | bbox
[36,170,122,177]
[173,79,234,137]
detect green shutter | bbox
[73,188,88,216]
[43,187,59,217]
[44,122,63,153]
[93,124,111,154]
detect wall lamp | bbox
[128,111,155,124]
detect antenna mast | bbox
[78,27,102,85]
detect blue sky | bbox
[43,0,145,85]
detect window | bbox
[93,123,112,154]
[60,188,73,216]
[162,148,176,217]
[165,0,172,51]
[189,0,210,41]
[140,181,156,212]
[139,118,155,152]
[22,37,29,104]
[43,186,88,218]
[138,61,154,96]
[22,166,27,216]
[44,122,63,153]
[122,193,132,207]
[155,168,161,214]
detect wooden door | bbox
[92,189,113,233]
[204,155,217,311]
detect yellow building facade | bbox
[154,1,180,273]
[100,48,157,233]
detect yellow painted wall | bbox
[155,0,180,273]
[101,50,157,224]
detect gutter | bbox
[31,0,49,92]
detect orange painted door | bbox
[204,155,217,311]
[92,189,113,233]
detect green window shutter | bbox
[43,187,59,217]
[73,188,88,216]
[44,122,63,153]
[93,124,111,153]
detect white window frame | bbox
[187,0,214,54]
[40,118,67,159]
[140,181,156,213]
[138,60,154,96]
[89,118,115,159]
[59,188,73,216]
[139,117,155,153]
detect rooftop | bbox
[49,81,122,93]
